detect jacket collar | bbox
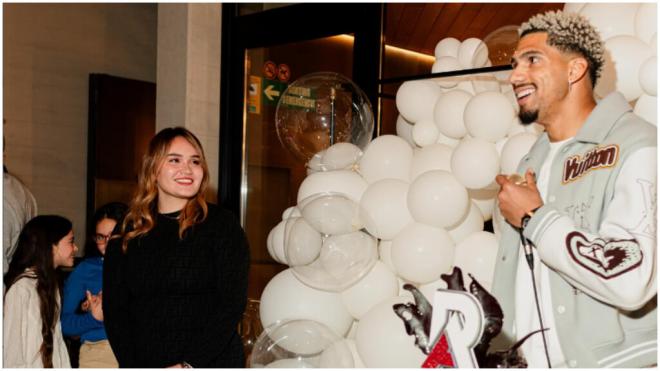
[574,92,632,144]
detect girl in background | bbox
[104,127,249,368]
[4,215,77,368]
[61,202,127,368]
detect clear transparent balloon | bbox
[249,319,354,368]
[288,193,378,292]
[275,72,374,163]
[483,25,520,66]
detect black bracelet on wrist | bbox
[520,205,542,230]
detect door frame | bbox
[218,3,383,219]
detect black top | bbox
[103,204,250,368]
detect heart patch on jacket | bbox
[566,231,642,279]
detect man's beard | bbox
[519,109,538,125]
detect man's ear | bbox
[568,57,589,85]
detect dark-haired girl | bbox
[4,215,77,367]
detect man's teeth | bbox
[516,88,535,99]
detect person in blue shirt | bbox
[61,202,127,368]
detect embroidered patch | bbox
[566,231,642,279]
[562,144,619,183]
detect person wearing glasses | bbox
[61,202,127,368]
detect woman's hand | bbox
[86,290,104,321]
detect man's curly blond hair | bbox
[519,10,605,87]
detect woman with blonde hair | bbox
[103,127,249,368]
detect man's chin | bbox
[519,109,538,125]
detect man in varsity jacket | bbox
[492,10,656,368]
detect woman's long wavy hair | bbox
[121,127,209,251]
[4,215,73,368]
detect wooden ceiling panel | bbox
[387,3,565,56]
[385,3,406,44]
[463,4,501,39]
[391,4,425,46]
[423,3,465,51]
[407,4,445,51]
[445,3,484,40]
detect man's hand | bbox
[495,168,543,228]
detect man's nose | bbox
[509,64,524,85]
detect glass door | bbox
[219,4,382,300]
[243,35,355,298]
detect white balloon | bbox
[297,170,367,204]
[507,116,526,136]
[407,170,469,228]
[433,89,472,139]
[580,3,639,41]
[307,150,324,173]
[596,35,654,101]
[378,240,397,273]
[500,132,539,175]
[397,277,414,299]
[412,119,440,147]
[495,136,508,156]
[451,138,500,189]
[464,91,515,142]
[265,358,314,368]
[563,2,585,14]
[639,56,657,97]
[320,142,362,171]
[447,201,485,245]
[286,218,322,266]
[260,269,354,336]
[455,81,477,95]
[453,231,499,291]
[391,223,455,284]
[435,131,460,147]
[319,339,356,368]
[355,296,427,368]
[358,135,413,183]
[301,194,362,235]
[359,179,414,240]
[432,56,462,88]
[419,278,448,303]
[396,80,443,123]
[635,3,657,44]
[634,94,657,126]
[396,115,416,147]
[341,261,399,319]
[409,143,453,181]
[458,38,489,69]
[468,185,498,221]
[500,82,520,113]
[282,206,301,220]
[434,37,461,59]
[344,339,366,368]
[471,73,501,93]
[268,220,288,264]
[525,122,545,135]
[346,320,358,339]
